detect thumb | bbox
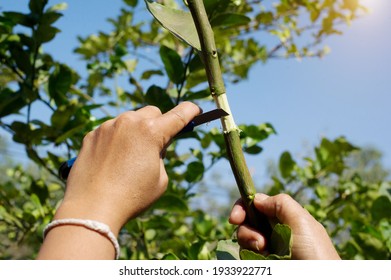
[253,193,308,225]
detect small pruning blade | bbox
[178,108,229,134]
[59,108,229,180]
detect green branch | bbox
[186,0,272,240]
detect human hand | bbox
[229,193,340,260]
[54,102,201,235]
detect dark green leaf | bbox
[0,89,27,118]
[183,89,210,101]
[123,0,138,7]
[188,241,210,260]
[371,196,391,222]
[211,13,251,28]
[161,253,179,260]
[29,180,49,204]
[204,0,229,17]
[40,11,62,25]
[10,121,40,145]
[10,44,32,74]
[188,53,204,72]
[159,45,185,84]
[50,103,78,129]
[279,151,296,179]
[239,123,276,142]
[185,161,205,183]
[355,232,388,259]
[29,0,48,15]
[54,123,86,144]
[145,85,174,113]
[244,145,263,155]
[153,194,188,212]
[48,64,73,105]
[2,12,36,27]
[144,0,201,51]
[35,25,60,43]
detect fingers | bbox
[158,101,202,142]
[229,198,268,253]
[135,105,163,118]
[229,199,246,225]
[236,225,267,253]
[253,193,309,225]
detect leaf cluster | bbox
[268,137,391,259]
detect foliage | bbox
[268,137,391,259]
[1,0,387,260]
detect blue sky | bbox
[1,0,390,184]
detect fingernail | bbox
[250,240,260,252]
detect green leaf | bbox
[40,11,63,25]
[161,253,180,260]
[204,0,229,17]
[216,239,240,260]
[48,64,73,105]
[255,11,274,25]
[159,45,185,84]
[145,85,174,113]
[185,161,205,183]
[188,241,210,260]
[371,196,391,222]
[244,145,263,155]
[240,249,267,260]
[35,25,60,43]
[29,0,48,14]
[240,224,292,260]
[2,12,36,27]
[269,223,292,257]
[54,123,86,144]
[141,69,164,80]
[211,13,251,28]
[183,89,210,101]
[123,0,138,7]
[10,121,40,144]
[10,44,32,74]
[0,89,27,118]
[279,151,296,179]
[153,194,188,212]
[50,103,78,129]
[355,232,388,259]
[144,0,201,51]
[29,180,49,204]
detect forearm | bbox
[37,224,117,260]
[37,201,121,260]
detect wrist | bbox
[54,198,124,236]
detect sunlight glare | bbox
[360,0,382,13]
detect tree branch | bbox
[187,0,272,240]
